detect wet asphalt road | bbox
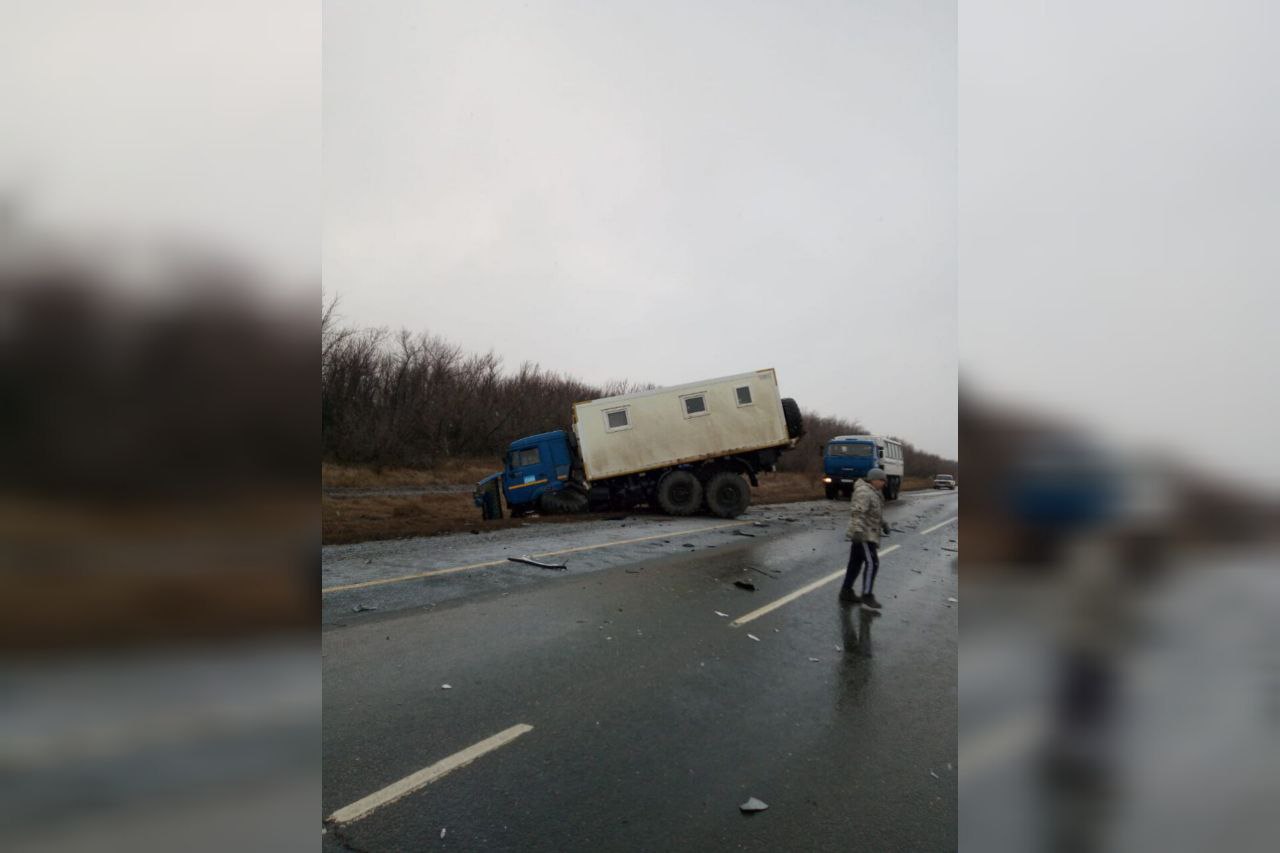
[322,492,958,852]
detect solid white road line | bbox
[327,723,534,825]
[729,544,902,627]
[919,516,957,536]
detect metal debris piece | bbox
[733,530,756,537]
[715,611,730,618]
[441,684,452,689]
[508,556,567,570]
[733,580,756,591]
[739,797,769,813]
[441,828,447,839]
[809,657,820,662]
[946,597,958,603]
[351,603,378,612]
[752,521,768,527]
[747,633,761,642]
[930,771,939,779]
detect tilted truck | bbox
[474,369,805,520]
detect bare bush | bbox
[322,308,957,475]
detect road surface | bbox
[322,490,959,852]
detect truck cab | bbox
[822,435,905,500]
[474,430,575,518]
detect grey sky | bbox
[326,0,957,459]
[0,1,319,289]
[961,0,1279,488]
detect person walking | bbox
[840,467,891,609]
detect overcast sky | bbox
[326,0,957,459]
[961,0,1279,488]
[0,1,319,290]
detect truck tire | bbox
[656,470,703,516]
[781,398,805,439]
[705,471,751,518]
[538,487,588,515]
[824,484,837,500]
[886,476,900,501]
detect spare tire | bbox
[656,470,703,516]
[781,398,805,439]
[705,471,751,518]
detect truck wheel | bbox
[656,470,703,516]
[706,471,751,518]
[538,488,588,515]
[781,398,805,439]
[824,484,837,500]
[886,477,900,501]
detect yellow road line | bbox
[323,519,754,594]
[327,723,534,824]
[919,516,957,536]
[729,544,902,627]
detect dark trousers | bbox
[842,541,880,595]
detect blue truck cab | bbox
[822,437,878,498]
[474,430,575,518]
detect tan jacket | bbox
[845,479,888,544]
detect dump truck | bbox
[474,369,804,520]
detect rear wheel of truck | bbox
[781,397,805,439]
[705,471,751,518]
[656,470,703,516]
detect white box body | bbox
[572,369,792,482]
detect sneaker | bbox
[839,589,862,604]
[861,593,882,610]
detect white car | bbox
[934,474,956,490]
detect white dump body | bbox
[573,369,792,482]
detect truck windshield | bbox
[510,447,540,468]
[828,444,873,457]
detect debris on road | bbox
[739,797,769,813]
[508,556,568,570]
[351,603,378,613]
[809,657,820,662]
[946,597,958,603]
[733,580,756,591]
[752,521,768,527]
[715,611,730,618]
[930,770,939,779]
[683,543,696,549]
[441,684,452,689]
[733,530,756,538]
[625,567,644,574]
[747,633,761,642]
[441,828,447,839]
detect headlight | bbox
[822,477,832,483]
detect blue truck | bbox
[822,435,905,501]
[475,370,805,520]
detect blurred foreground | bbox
[1,1,319,844]
[959,391,1279,853]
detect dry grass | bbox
[322,458,498,490]
[320,466,937,545]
